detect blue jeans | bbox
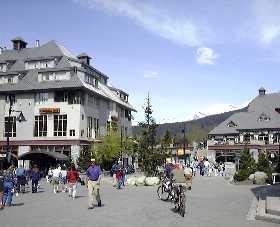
[3,182,14,206]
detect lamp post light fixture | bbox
[182,123,187,165]
[6,94,26,164]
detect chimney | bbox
[77,52,91,65]
[11,37,27,50]
[36,40,40,47]
[259,87,266,96]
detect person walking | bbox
[3,166,16,207]
[86,158,102,209]
[204,159,210,177]
[67,165,79,199]
[0,170,4,209]
[52,165,61,193]
[15,165,26,195]
[111,160,118,187]
[31,165,40,193]
[60,166,68,192]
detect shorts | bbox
[52,177,59,185]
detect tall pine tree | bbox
[138,94,165,176]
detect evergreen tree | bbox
[257,151,272,183]
[234,149,256,181]
[138,94,165,176]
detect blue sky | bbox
[1,0,280,124]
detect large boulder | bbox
[126,177,136,186]
[145,177,160,186]
[135,176,146,186]
[248,174,255,181]
[254,171,268,185]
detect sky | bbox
[1,0,280,125]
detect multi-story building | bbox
[0,37,135,168]
[208,88,280,163]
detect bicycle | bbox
[157,175,174,201]
[173,184,186,217]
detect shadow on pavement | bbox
[251,184,280,200]
[12,203,24,207]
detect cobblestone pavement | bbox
[0,176,278,227]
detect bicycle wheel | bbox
[157,185,170,201]
[179,193,186,217]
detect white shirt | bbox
[52,168,61,178]
[204,161,210,168]
[61,170,67,178]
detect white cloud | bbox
[254,0,280,45]
[196,47,218,65]
[143,71,159,79]
[74,0,201,47]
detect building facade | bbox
[208,88,280,163]
[0,37,135,167]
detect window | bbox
[54,91,68,102]
[94,79,98,88]
[34,115,47,137]
[227,121,237,128]
[88,94,94,105]
[94,118,99,138]
[81,129,84,137]
[54,114,67,136]
[258,113,270,122]
[35,93,48,104]
[6,94,16,106]
[4,116,16,137]
[68,91,84,105]
[94,97,100,107]
[125,110,131,121]
[7,77,13,84]
[70,129,75,137]
[87,117,93,138]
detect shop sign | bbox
[0,153,6,158]
[177,148,184,156]
[39,108,60,114]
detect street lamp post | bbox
[182,123,187,165]
[6,94,26,164]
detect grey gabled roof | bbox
[209,92,280,135]
[0,39,136,111]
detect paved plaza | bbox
[0,176,278,227]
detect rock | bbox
[145,177,160,186]
[254,171,268,185]
[135,176,146,186]
[249,174,255,181]
[126,177,136,186]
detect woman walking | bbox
[67,165,79,199]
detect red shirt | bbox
[67,170,79,183]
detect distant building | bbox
[0,37,135,169]
[208,88,280,163]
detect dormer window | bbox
[258,113,270,122]
[227,121,237,128]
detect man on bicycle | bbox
[171,164,187,196]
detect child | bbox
[116,168,123,189]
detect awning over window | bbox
[18,150,69,161]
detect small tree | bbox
[138,94,165,176]
[93,132,122,170]
[234,149,256,181]
[77,146,92,171]
[257,151,272,183]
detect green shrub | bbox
[234,149,256,182]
